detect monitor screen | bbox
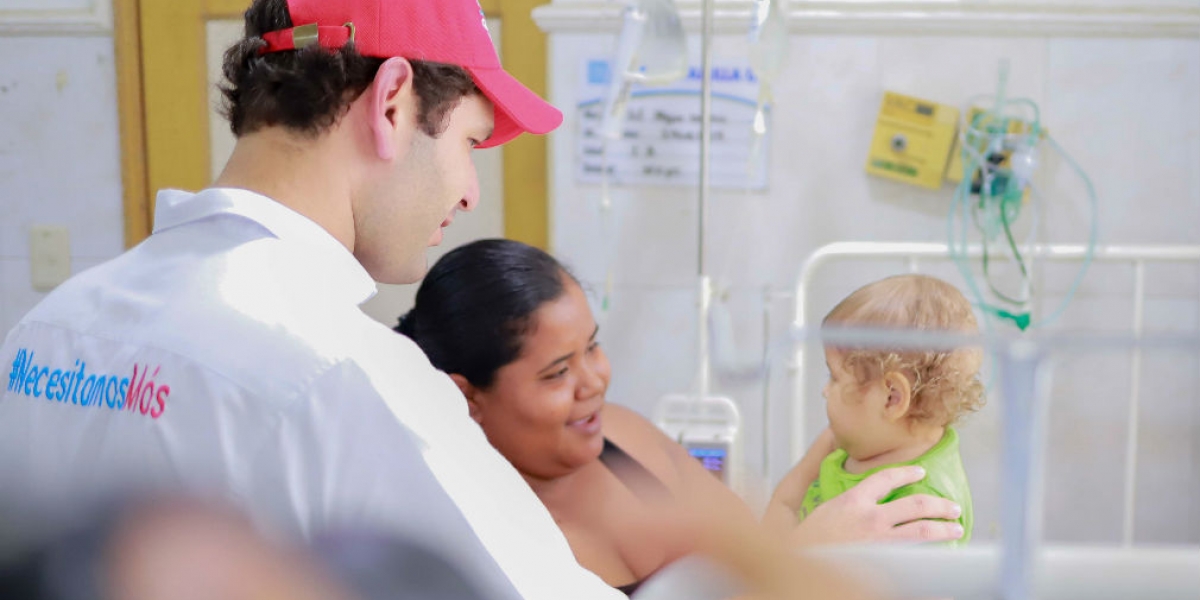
[687,443,728,482]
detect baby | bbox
[768,274,984,545]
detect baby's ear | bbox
[881,371,913,421]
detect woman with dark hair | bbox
[396,239,748,594]
[397,239,966,596]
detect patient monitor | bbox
[653,394,741,486]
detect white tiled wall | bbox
[545,20,1200,542]
[0,33,123,333]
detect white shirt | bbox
[0,188,623,600]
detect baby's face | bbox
[822,348,888,454]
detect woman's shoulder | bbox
[601,403,668,449]
[601,403,684,490]
[601,403,755,522]
[601,402,654,433]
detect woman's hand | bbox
[789,466,963,546]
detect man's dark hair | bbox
[220,0,479,138]
[396,239,577,389]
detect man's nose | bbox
[459,163,480,212]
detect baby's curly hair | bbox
[824,274,985,426]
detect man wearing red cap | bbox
[0,0,621,598]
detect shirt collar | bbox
[153,187,377,305]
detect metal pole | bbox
[699,0,713,277]
[695,0,715,402]
[998,341,1049,600]
[1122,260,1146,546]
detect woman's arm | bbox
[601,405,876,599]
[762,428,837,532]
[603,405,963,547]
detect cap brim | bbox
[467,67,562,149]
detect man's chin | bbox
[427,227,444,247]
[369,258,428,285]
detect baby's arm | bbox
[763,428,837,531]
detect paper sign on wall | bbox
[576,59,769,190]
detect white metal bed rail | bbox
[790,241,1200,547]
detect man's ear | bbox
[366,57,416,161]
[449,373,484,425]
[881,371,913,422]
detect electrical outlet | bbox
[29,226,71,292]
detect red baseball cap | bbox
[258,0,561,148]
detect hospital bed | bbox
[774,241,1200,600]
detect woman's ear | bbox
[365,57,416,161]
[881,371,913,422]
[449,374,484,425]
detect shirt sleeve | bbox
[283,357,627,600]
[882,480,943,504]
[278,359,526,600]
